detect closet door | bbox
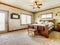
[0,10,9,33]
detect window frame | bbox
[41,13,53,19]
[20,13,32,25]
[26,15,32,24]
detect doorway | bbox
[0,10,9,33]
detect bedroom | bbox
[0,0,60,45]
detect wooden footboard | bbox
[43,25,49,38]
[38,25,49,38]
[28,24,52,38]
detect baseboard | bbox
[9,28,28,32]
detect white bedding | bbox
[49,26,54,30]
[35,21,54,30]
[31,21,54,31]
[32,23,46,26]
[48,22,54,30]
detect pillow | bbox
[45,21,49,25]
[48,22,54,25]
[40,21,44,24]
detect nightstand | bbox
[57,23,60,32]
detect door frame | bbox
[0,10,9,32]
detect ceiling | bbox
[0,0,60,12]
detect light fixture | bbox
[30,0,42,9]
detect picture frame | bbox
[11,13,20,19]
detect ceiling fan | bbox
[30,0,42,9]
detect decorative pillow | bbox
[48,22,54,27]
[45,21,49,25]
[39,21,44,24]
[48,22,54,25]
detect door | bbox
[0,10,9,33]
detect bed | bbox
[28,19,55,38]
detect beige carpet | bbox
[0,30,60,45]
[49,31,60,39]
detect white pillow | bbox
[45,21,49,25]
[48,22,54,27]
[48,22,54,25]
[38,21,44,24]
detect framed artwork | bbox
[11,13,20,19]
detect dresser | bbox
[57,23,60,32]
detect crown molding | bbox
[0,2,60,14]
[35,6,60,13]
[0,2,33,13]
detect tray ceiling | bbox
[0,0,60,12]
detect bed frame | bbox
[38,19,55,38]
[28,19,55,38]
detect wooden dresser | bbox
[57,23,60,32]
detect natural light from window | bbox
[20,14,31,24]
[41,14,52,19]
[0,13,5,31]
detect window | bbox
[26,15,31,24]
[21,14,26,24]
[41,13,53,19]
[20,14,31,24]
[0,13,5,30]
[41,15,46,18]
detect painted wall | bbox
[0,4,33,31]
[35,8,60,24]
